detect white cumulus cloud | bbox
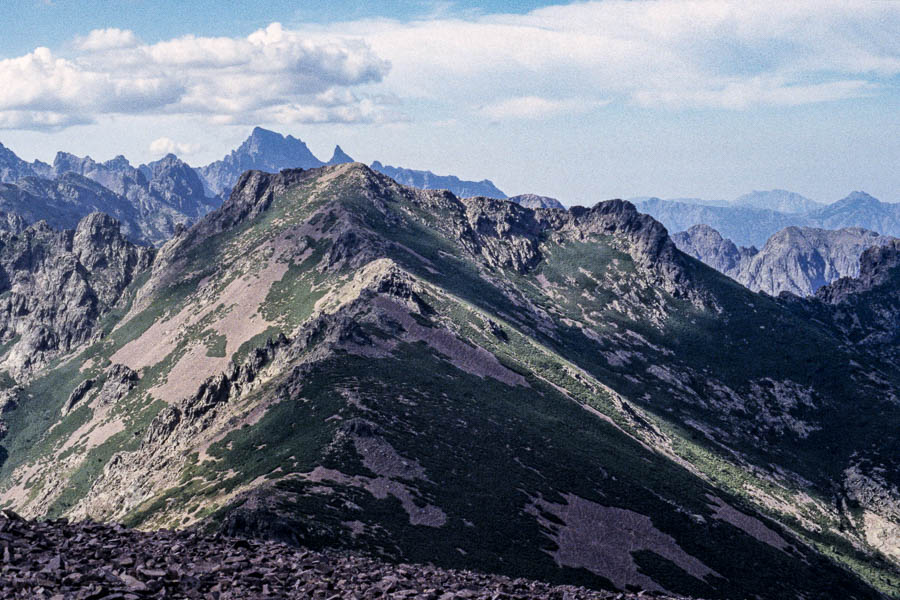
[0,23,392,131]
[74,28,140,52]
[298,0,900,111]
[1,3,898,132]
[148,137,200,157]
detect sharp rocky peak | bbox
[327,144,354,166]
[197,128,325,196]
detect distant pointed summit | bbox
[327,145,354,166]
[838,191,880,206]
[0,142,50,182]
[197,127,325,196]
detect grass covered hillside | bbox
[0,163,897,598]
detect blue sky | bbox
[1,1,898,204]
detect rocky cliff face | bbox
[0,163,898,598]
[744,226,894,296]
[144,154,213,217]
[672,224,756,275]
[0,213,153,378]
[50,151,220,244]
[673,223,894,296]
[811,239,900,351]
[1,174,142,241]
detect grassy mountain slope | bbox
[0,164,897,598]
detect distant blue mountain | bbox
[326,145,354,166]
[370,161,507,199]
[636,191,900,247]
[197,127,325,196]
[192,128,508,200]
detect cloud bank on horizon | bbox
[1,1,897,131]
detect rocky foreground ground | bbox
[0,510,692,600]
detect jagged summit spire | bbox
[327,144,354,166]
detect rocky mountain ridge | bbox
[0,146,221,245]
[810,239,900,355]
[0,164,898,598]
[197,127,326,197]
[1,173,142,240]
[0,142,52,183]
[194,127,513,201]
[673,223,896,296]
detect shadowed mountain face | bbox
[673,224,896,296]
[637,191,900,248]
[0,164,898,598]
[0,510,687,600]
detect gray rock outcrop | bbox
[326,145,354,166]
[673,224,895,296]
[0,214,154,378]
[509,193,565,209]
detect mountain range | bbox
[673,224,897,296]
[0,163,898,598]
[0,128,515,246]
[8,130,899,254]
[195,127,511,202]
[635,191,900,248]
[0,142,219,245]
